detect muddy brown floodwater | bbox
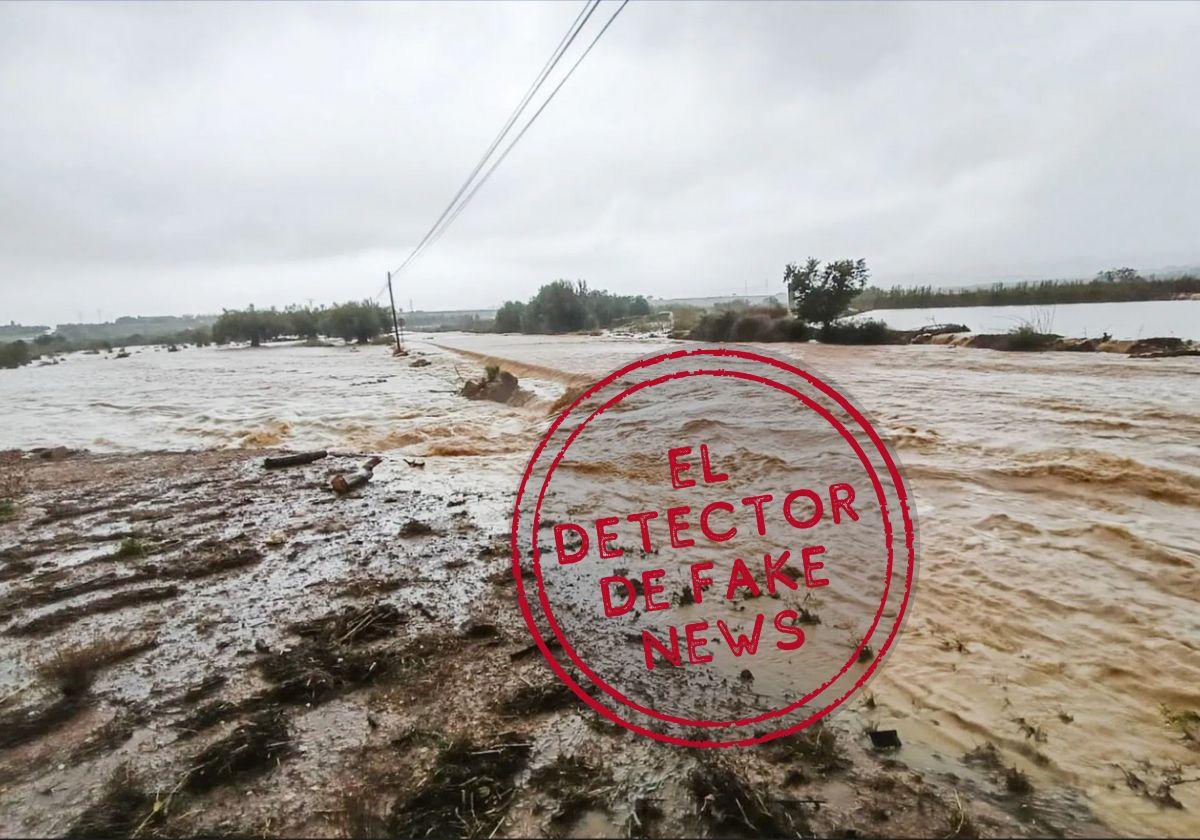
[0,334,1197,838]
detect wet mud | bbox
[0,446,1114,838]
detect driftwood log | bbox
[331,456,383,495]
[263,450,328,469]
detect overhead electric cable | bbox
[387,0,600,278]
[417,0,630,258]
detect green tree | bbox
[285,305,321,339]
[0,340,32,369]
[494,301,526,333]
[320,301,389,344]
[786,258,870,327]
[212,306,286,347]
[523,280,589,333]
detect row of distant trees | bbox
[852,268,1200,310]
[211,301,390,346]
[494,280,652,334]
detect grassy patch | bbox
[114,537,146,559]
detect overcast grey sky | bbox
[1,1,1198,324]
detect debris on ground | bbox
[263,450,328,469]
[388,734,532,839]
[331,456,383,494]
[461,365,519,403]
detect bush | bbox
[689,309,811,343]
[1005,325,1056,351]
[818,319,895,345]
[0,340,32,369]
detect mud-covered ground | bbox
[0,448,1109,838]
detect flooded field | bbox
[853,299,1200,340]
[1,335,1198,837]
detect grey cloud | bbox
[1,1,1198,323]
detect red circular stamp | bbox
[511,346,917,747]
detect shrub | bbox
[689,308,812,343]
[818,319,895,345]
[0,340,32,369]
[1005,325,1056,351]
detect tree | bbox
[212,306,286,347]
[493,281,652,334]
[786,258,870,327]
[320,301,389,344]
[523,280,589,333]
[285,305,321,339]
[494,301,526,333]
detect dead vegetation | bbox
[185,710,291,792]
[765,722,847,776]
[496,680,581,717]
[169,540,261,580]
[1117,763,1189,810]
[388,734,532,839]
[65,764,156,838]
[334,786,390,838]
[529,754,614,834]
[0,568,159,612]
[399,519,435,537]
[690,756,809,838]
[1004,766,1034,796]
[0,633,157,751]
[177,619,437,737]
[0,694,87,750]
[37,633,158,697]
[290,601,405,645]
[5,584,180,636]
[0,457,27,522]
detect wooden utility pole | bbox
[386,271,404,354]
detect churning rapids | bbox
[3,334,1198,836]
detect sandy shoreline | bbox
[0,446,1112,838]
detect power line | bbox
[388,0,600,278]
[421,0,630,257]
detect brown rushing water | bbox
[432,333,1200,837]
[2,334,1198,836]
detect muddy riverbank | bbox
[1,447,1105,838]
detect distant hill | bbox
[0,322,50,340]
[54,314,217,342]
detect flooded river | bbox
[2,334,1199,836]
[855,298,1200,339]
